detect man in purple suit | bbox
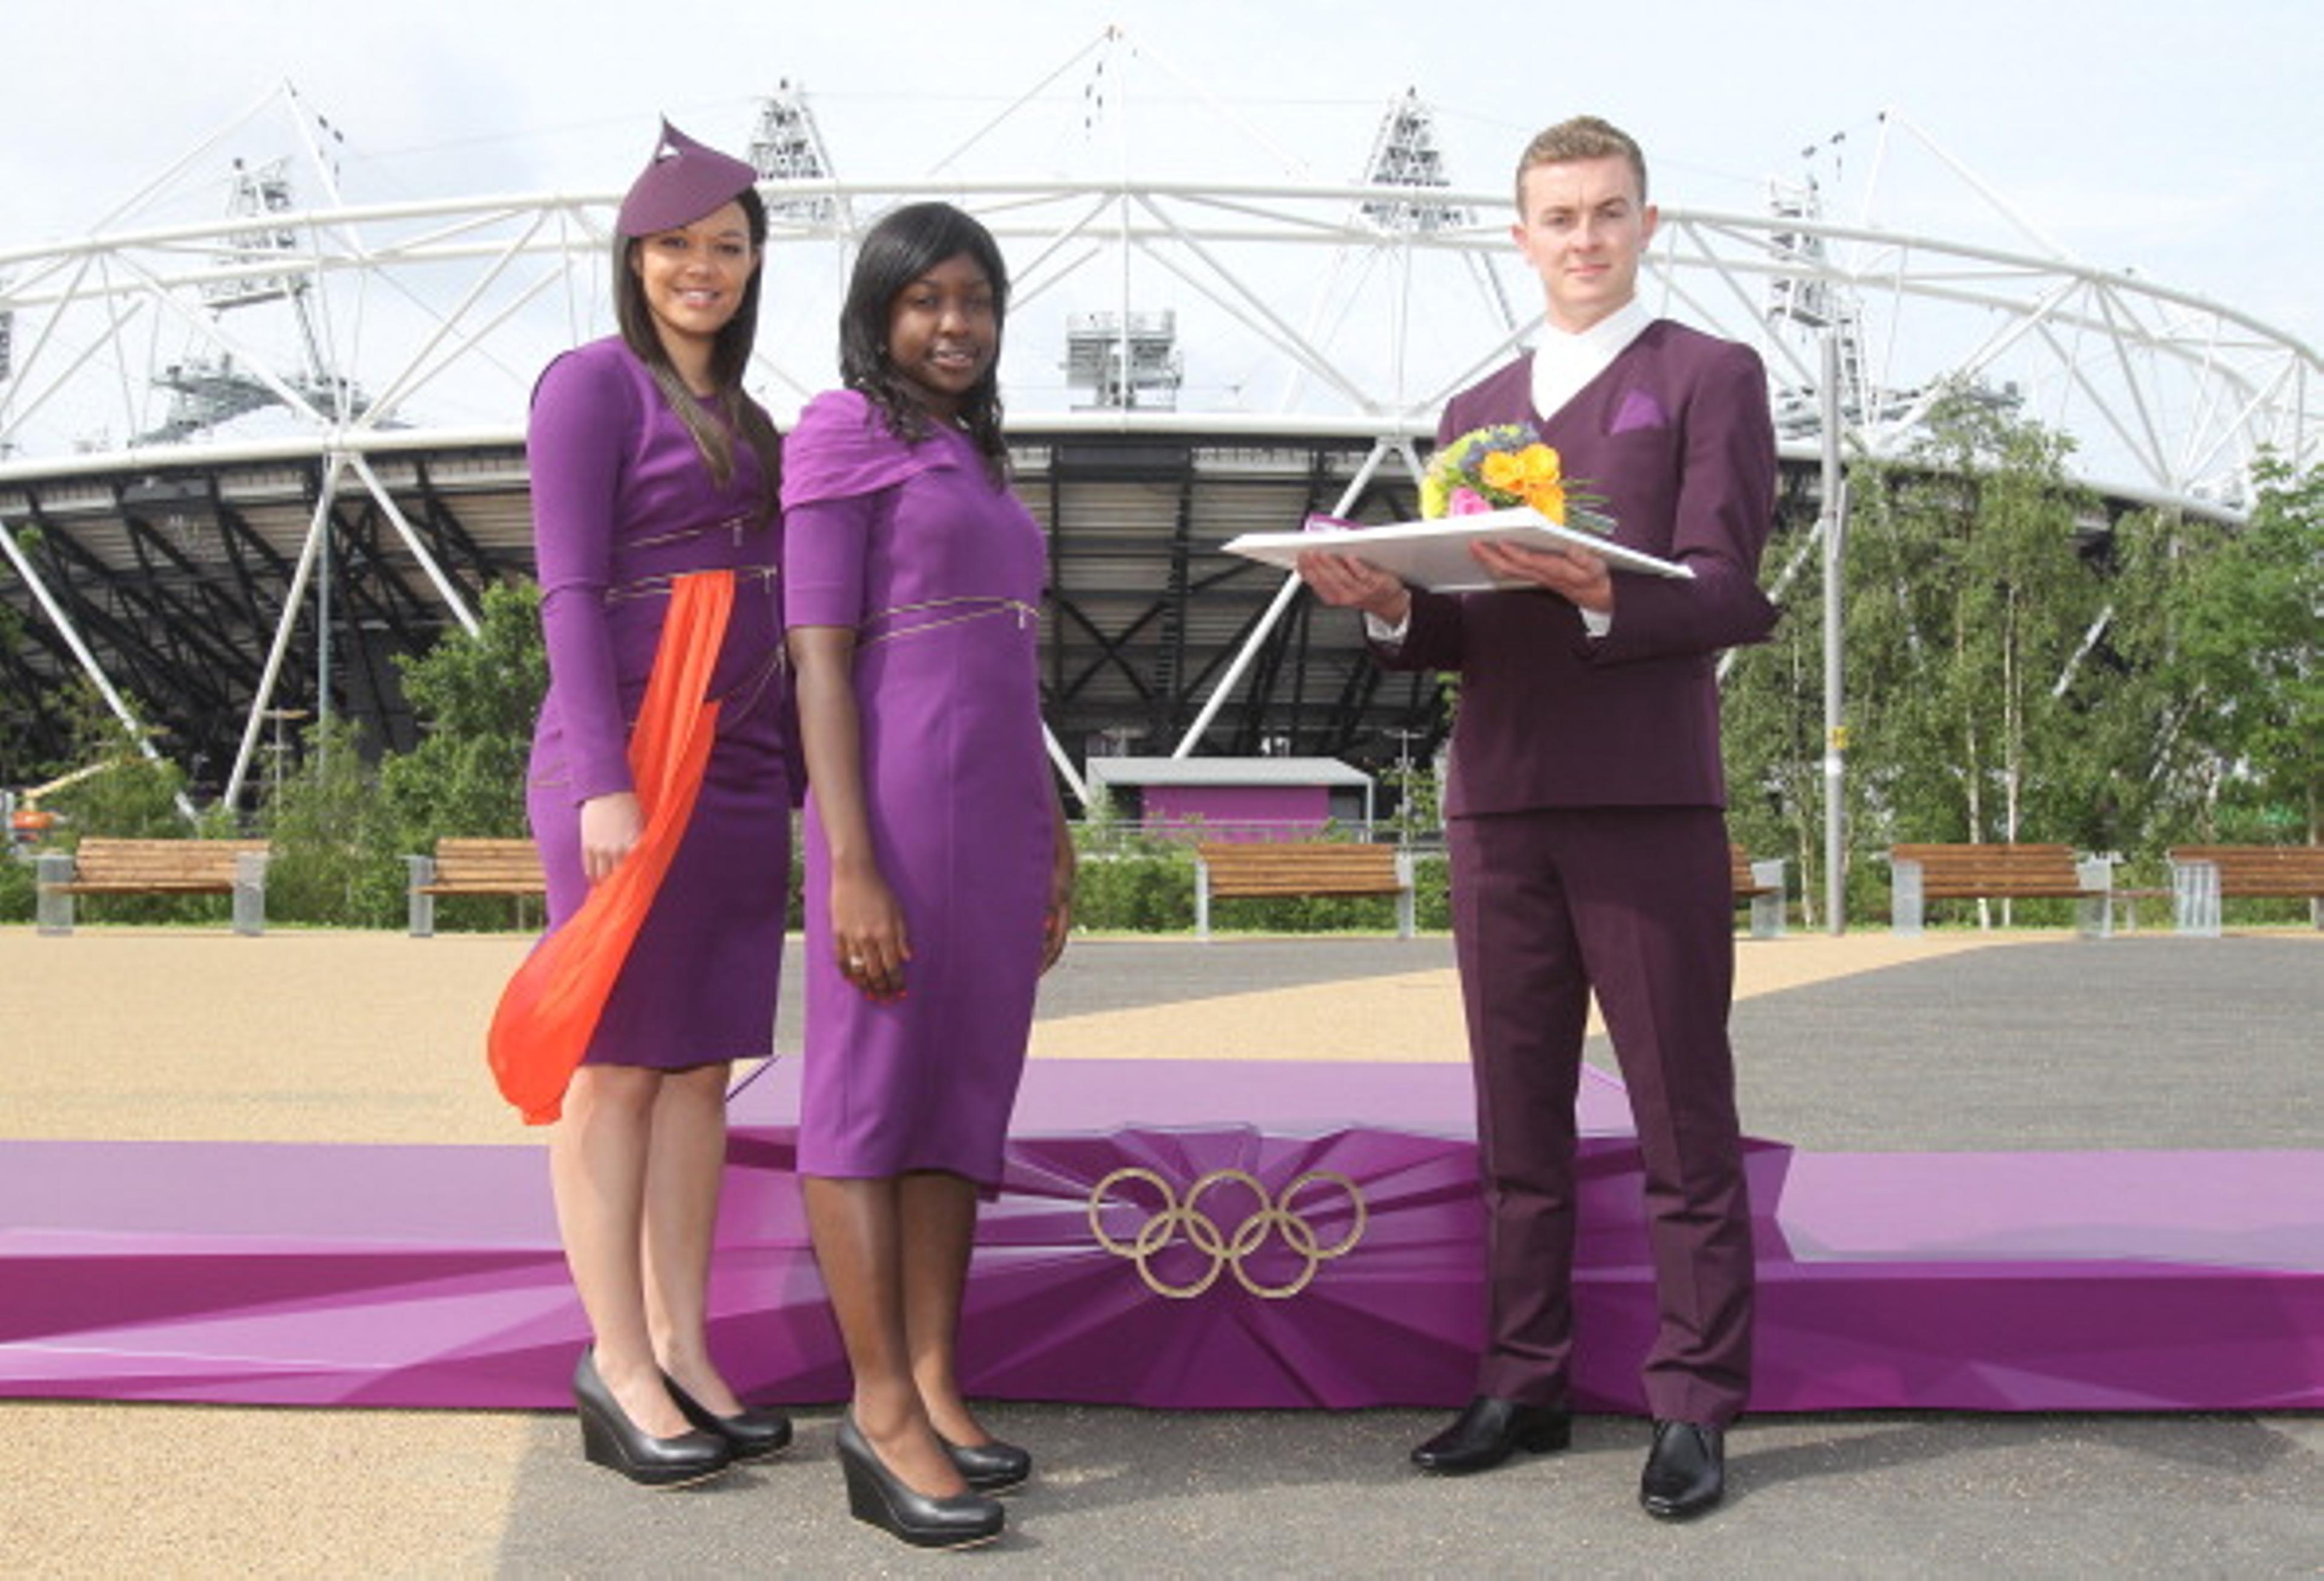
[1300,116,1779,1520]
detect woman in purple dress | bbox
[783,203,1075,1550]
[524,122,794,1487]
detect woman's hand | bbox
[1041,821,1077,973]
[789,624,911,1002]
[831,858,911,1002]
[578,792,643,884]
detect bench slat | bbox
[57,879,248,894]
[1893,844,2084,896]
[2168,846,2324,899]
[1889,842,2118,937]
[1728,845,1776,899]
[407,839,545,935]
[423,840,545,889]
[54,838,268,892]
[1197,843,1402,899]
[1193,843,1413,936]
[36,840,271,935]
[1209,878,1403,897]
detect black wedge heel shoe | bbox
[941,1433,1032,1494]
[836,1413,1005,1550]
[572,1349,734,1488]
[664,1373,794,1461]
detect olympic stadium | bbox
[2,61,2316,814]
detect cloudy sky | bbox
[7,0,2318,364]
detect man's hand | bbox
[1469,538,1615,614]
[1296,550,1413,628]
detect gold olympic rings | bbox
[1086,1166,1367,1300]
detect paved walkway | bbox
[2,927,2318,1575]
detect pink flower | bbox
[1448,486,1492,516]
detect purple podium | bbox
[2,1059,2317,1412]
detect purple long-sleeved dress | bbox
[781,389,1051,1184]
[524,337,792,1068]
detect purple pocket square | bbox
[1610,389,1668,435]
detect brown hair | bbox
[611,187,783,495]
[1514,116,1649,211]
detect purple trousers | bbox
[1449,804,1754,1427]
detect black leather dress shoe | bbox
[1639,1419,1725,1519]
[942,1433,1032,1493]
[1410,1396,1573,1474]
[571,1350,733,1488]
[664,1373,794,1461]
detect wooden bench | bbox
[1888,843,2120,938]
[406,837,547,936]
[34,838,270,936]
[1731,846,1787,939]
[2167,845,2324,935]
[1193,841,1414,940]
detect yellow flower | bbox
[1479,450,1524,491]
[1518,444,1562,485]
[1524,481,1567,523]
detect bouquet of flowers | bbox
[1419,424,1606,531]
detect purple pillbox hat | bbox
[615,119,759,238]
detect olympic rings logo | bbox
[1086,1166,1367,1300]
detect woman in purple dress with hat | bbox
[522,121,795,1487]
[783,202,1075,1549]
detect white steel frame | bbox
[3,104,2315,804]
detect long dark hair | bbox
[612,186,783,494]
[839,202,1010,480]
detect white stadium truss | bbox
[2,82,2316,810]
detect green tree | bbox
[35,681,195,839]
[1719,550,1830,922]
[259,715,404,926]
[2169,457,2323,842]
[371,580,549,930]
[378,580,548,845]
[1724,393,2169,924]
[1380,747,1445,846]
[27,682,236,923]
[2041,504,2216,861]
[1845,393,2106,852]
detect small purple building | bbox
[1085,756,1376,843]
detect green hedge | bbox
[0,854,36,924]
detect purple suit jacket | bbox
[1382,321,1779,816]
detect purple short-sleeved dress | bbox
[781,389,1052,1184]
[524,337,793,1069]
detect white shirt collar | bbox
[1528,297,1654,423]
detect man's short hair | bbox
[1515,116,1649,211]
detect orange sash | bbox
[487,569,737,1124]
